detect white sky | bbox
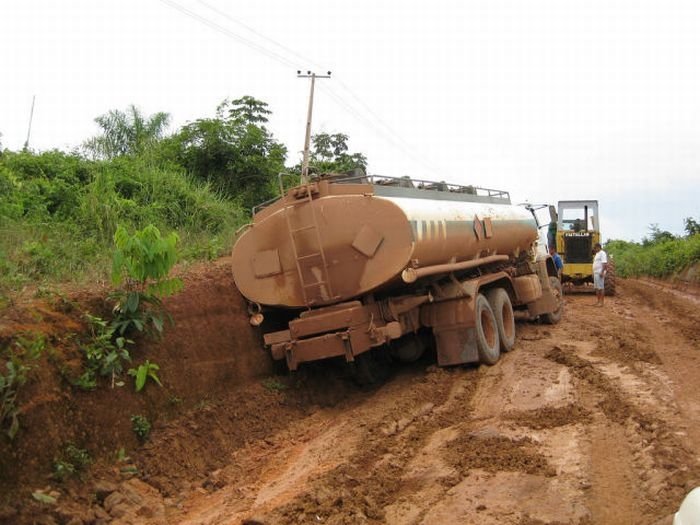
[2,0,699,241]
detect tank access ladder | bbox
[283,185,334,307]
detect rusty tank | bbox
[231,174,563,380]
[233,175,537,308]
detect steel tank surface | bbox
[231,177,538,308]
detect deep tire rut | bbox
[12,279,700,525]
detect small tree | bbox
[643,224,676,246]
[173,97,287,209]
[288,132,367,177]
[111,224,183,337]
[684,217,700,237]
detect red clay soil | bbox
[0,258,273,520]
[3,272,700,525]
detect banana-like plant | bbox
[84,105,170,160]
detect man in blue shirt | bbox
[549,246,563,279]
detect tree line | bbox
[0,97,367,293]
[606,221,700,280]
[81,96,366,210]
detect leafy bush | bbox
[1,334,45,439]
[111,224,183,337]
[0,359,31,439]
[53,443,91,481]
[171,97,286,209]
[71,226,181,391]
[0,151,245,293]
[130,414,151,442]
[607,233,700,279]
[79,314,133,389]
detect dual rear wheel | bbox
[475,288,515,366]
[355,288,515,383]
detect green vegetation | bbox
[73,225,181,390]
[1,334,45,439]
[0,150,244,294]
[52,443,91,481]
[607,221,700,279]
[0,97,366,297]
[171,97,287,210]
[79,314,133,389]
[0,97,366,445]
[262,377,287,392]
[130,414,151,442]
[0,358,31,439]
[84,104,170,160]
[111,224,182,337]
[128,360,162,392]
[306,132,368,174]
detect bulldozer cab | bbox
[559,201,598,234]
[555,200,601,286]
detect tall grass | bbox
[0,151,247,295]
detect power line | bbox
[196,0,328,72]
[318,85,442,177]
[156,0,444,176]
[334,76,419,156]
[157,0,296,68]
[197,1,435,169]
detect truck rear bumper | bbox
[265,301,403,371]
[269,324,403,371]
[270,331,354,371]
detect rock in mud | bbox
[102,479,166,524]
[93,480,119,502]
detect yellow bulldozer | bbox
[550,200,615,295]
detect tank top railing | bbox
[252,173,511,215]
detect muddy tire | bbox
[486,288,515,352]
[605,259,616,296]
[475,293,500,365]
[542,277,564,325]
[352,347,391,386]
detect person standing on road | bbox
[592,242,608,306]
[549,246,563,279]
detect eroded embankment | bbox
[0,258,273,520]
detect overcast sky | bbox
[2,0,699,241]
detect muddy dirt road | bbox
[20,279,699,525]
[116,279,694,525]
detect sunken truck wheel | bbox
[486,288,516,352]
[475,293,501,365]
[542,277,564,325]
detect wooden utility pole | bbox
[297,70,331,184]
[23,95,36,151]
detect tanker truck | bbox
[231,173,563,381]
